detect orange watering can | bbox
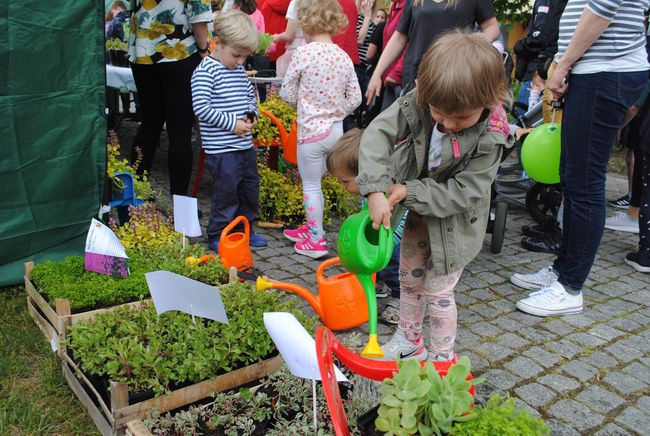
[259,109,298,166]
[338,205,394,358]
[218,216,254,271]
[256,257,373,330]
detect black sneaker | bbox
[522,224,546,239]
[609,194,630,209]
[521,236,560,254]
[624,252,650,273]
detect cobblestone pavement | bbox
[116,121,649,435]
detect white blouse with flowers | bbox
[127,0,213,64]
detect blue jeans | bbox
[205,148,259,242]
[377,240,401,297]
[515,80,532,117]
[553,71,647,291]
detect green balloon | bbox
[521,123,562,184]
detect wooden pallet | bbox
[23,262,238,356]
[63,351,282,436]
[123,385,263,436]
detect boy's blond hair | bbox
[416,31,510,114]
[326,128,363,175]
[213,10,259,52]
[298,0,348,37]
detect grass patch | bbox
[607,145,628,176]
[0,287,97,435]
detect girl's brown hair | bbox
[416,31,510,114]
[298,0,348,36]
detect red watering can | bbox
[315,326,475,436]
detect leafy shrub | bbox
[109,203,179,252]
[451,394,550,435]
[67,284,317,395]
[252,93,296,146]
[31,244,228,312]
[257,163,359,224]
[107,131,154,200]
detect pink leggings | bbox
[398,213,462,359]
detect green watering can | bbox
[337,205,394,357]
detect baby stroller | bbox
[487,100,562,253]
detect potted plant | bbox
[247,33,274,74]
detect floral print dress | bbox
[128,0,213,64]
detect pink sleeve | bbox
[251,10,266,34]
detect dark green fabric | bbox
[0,1,106,286]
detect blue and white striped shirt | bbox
[556,0,650,74]
[191,56,258,153]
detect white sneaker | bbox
[604,212,639,234]
[516,281,583,317]
[377,330,428,361]
[510,266,558,291]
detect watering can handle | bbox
[316,257,341,278]
[376,224,392,268]
[259,109,288,141]
[220,216,249,244]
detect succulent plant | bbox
[375,356,482,436]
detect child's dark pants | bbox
[205,148,259,242]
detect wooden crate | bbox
[63,351,283,436]
[124,385,264,436]
[23,262,238,356]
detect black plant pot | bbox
[357,405,381,436]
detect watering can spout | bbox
[256,276,325,319]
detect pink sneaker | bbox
[283,224,310,242]
[294,237,328,259]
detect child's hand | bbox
[515,127,532,142]
[234,119,253,137]
[387,184,406,206]
[367,192,391,230]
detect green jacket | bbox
[356,91,513,275]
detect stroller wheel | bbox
[526,183,562,224]
[490,201,508,254]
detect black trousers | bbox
[130,54,201,195]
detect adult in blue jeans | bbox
[510,0,649,316]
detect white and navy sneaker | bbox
[516,281,583,317]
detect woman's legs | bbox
[553,71,647,291]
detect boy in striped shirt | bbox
[191,10,267,250]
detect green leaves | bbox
[257,163,359,225]
[374,357,480,435]
[450,394,550,435]
[31,244,229,312]
[67,283,316,395]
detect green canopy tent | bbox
[0,1,106,286]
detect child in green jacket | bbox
[357,31,513,362]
